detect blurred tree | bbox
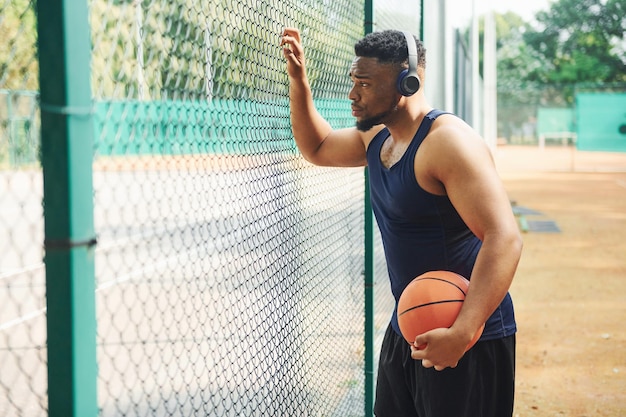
[523,0,626,86]
[0,0,38,90]
[486,12,547,140]
[490,0,625,142]
[492,12,541,89]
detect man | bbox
[281,27,522,417]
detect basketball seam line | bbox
[398,299,464,316]
[415,276,467,295]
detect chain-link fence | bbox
[1,0,420,415]
[90,0,368,415]
[0,0,47,416]
[497,82,626,148]
[0,90,39,168]
[4,0,625,413]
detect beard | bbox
[355,106,398,132]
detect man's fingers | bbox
[422,359,453,371]
[281,27,300,40]
[281,28,301,47]
[280,35,300,55]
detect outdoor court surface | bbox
[2,144,625,416]
[494,145,626,416]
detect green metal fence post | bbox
[36,0,98,416]
[420,0,424,40]
[364,166,375,417]
[364,2,375,417]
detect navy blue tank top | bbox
[367,109,516,340]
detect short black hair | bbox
[354,30,426,69]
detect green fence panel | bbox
[537,107,575,136]
[576,92,626,152]
[94,99,352,157]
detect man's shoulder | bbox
[428,113,476,142]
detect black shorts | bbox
[374,324,515,417]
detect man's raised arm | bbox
[280,28,368,167]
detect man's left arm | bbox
[411,119,523,370]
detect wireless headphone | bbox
[396,31,421,96]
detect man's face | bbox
[349,56,401,132]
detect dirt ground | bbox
[494,145,626,417]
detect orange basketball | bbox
[397,270,484,351]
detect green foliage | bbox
[492,13,542,90]
[492,0,625,113]
[488,1,624,140]
[523,0,626,85]
[2,0,622,102]
[0,0,38,90]
[88,0,360,100]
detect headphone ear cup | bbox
[396,69,421,96]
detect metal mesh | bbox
[374,0,421,33]
[0,0,47,416]
[366,0,422,391]
[90,0,365,416]
[1,0,425,415]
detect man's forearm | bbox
[288,77,333,163]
